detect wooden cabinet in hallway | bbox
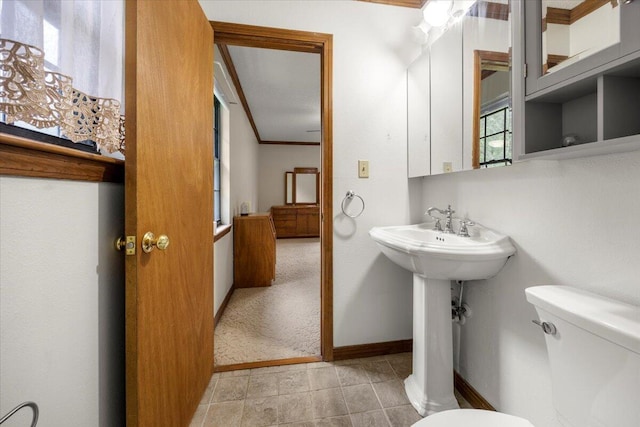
[233,213,276,287]
[271,205,320,238]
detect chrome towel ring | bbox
[0,401,38,426]
[341,190,365,218]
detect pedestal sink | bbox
[369,222,516,416]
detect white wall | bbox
[257,144,321,212]
[421,149,640,426]
[0,177,125,427]
[215,43,261,220]
[214,230,234,316]
[201,0,424,346]
[227,91,260,220]
[213,52,260,316]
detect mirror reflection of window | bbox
[542,0,620,74]
[465,2,512,172]
[472,50,511,169]
[479,97,512,168]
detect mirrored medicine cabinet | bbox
[408,1,512,177]
[517,0,640,159]
[409,0,640,177]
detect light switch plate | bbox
[358,160,369,178]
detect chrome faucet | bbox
[426,205,475,237]
[425,205,456,233]
[426,206,445,217]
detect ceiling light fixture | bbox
[416,1,478,46]
[423,0,453,27]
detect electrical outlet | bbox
[358,160,369,178]
[443,162,452,173]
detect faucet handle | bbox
[433,218,442,232]
[458,219,475,237]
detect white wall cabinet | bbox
[407,51,431,178]
[406,24,463,178]
[430,23,463,176]
[407,5,512,177]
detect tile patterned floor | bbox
[190,353,472,427]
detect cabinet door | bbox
[430,22,463,175]
[407,51,430,177]
[296,207,319,237]
[525,0,640,97]
[620,0,640,57]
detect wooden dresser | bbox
[233,213,276,287]
[270,205,320,238]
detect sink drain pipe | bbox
[452,280,471,324]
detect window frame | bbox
[478,104,512,168]
[213,96,222,226]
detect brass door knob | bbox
[142,232,170,253]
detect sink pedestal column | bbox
[404,275,459,417]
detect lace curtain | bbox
[0,0,125,154]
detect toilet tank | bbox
[525,286,640,427]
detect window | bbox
[0,0,124,154]
[478,103,512,168]
[214,96,221,225]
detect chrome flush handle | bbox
[532,319,557,335]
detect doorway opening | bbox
[210,21,333,371]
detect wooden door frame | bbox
[210,21,334,365]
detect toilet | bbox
[412,408,533,426]
[413,285,640,427]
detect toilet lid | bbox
[412,409,535,427]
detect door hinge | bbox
[115,235,136,255]
[524,63,528,78]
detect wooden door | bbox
[124,0,214,425]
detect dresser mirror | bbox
[542,0,620,75]
[284,167,319,205]
[407,0,512,176]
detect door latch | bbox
[115,236,136,255]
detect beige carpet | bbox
[214,238,321,366]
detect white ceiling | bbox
[227,46,321,143]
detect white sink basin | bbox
[369,221,516,416]
[369,222,516,280]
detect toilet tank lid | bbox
[526,286,640,355]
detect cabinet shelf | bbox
[518,134,640,161]
[523,72,640,158]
